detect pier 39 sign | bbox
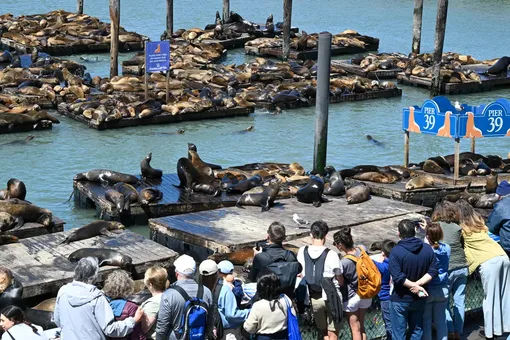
[402,97,510,139]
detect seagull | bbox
[454,101,464,112]
[293,213,308,226]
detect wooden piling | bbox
[109,0,120,78]
[77,0,84,14]
[282,0,292,61]
[430,0,449,97]
[404,131,410,167]
[166,0,174,37]
[411,0,424,54]
[471,138,476,153]
[454,137,460,184]
[222,0,230,23]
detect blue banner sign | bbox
[458,99,510,138]
[402,96,459,138]
[145,41,170,73]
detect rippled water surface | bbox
[1,0,510,232]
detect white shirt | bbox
[1,323,48,340]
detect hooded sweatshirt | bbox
[389,237,438,302]
[54,281,136,340]
[488,197,510,253]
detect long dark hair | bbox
[256,270,284,312]
[1,305,40,335]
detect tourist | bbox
[0,268,24,312]
[139,266,168,340]
[431,201,468,339]
[422,223,450,340]
[155,254,212,340]
[198,260,219,292]
[103,270,145,340]
[487,180,510,256]
[243,270,297,339]
[217,260,250,340]
[373,239,395,340]
[0,305,47,340]
[54,257,144,340]
[333,227,372,340]
[297,221,343,340]
[457,199,510,338]
[389,219,438,340]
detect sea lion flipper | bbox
[100,228,114,237]
[320,196,331,203]
[235,201,245,209]
[313,201,322,208]
[13,217,24,229]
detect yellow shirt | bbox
[463,230,506,274]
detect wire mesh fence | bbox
[298,274,483,340]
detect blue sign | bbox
[20,54,32,68]
[145,41,170,73]
[402,96,459,138]
[458,99,510,138]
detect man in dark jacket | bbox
[487,180,510,255]
[389,219,438,340]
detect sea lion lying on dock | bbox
[345,183,371,204]
[175,157,221,196]
[323,166,345,196]
[236,181,279,212]
[68,248,133,270]
[0,178,27,201]
[139,188,163,205]
[74,169,139,186]
[296,176,330,207]
[0,212,17,232]
[0,201,52,228]
[208,244,300,266]
[61,221,124,244]
[0,234,19,245]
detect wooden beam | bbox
[109,0,120,78]
[430,0,449,97]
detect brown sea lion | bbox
[0,234,19,245]
[423,156,451,174]
[486,172,498,194]
[138,188,163,205]
[345,183,371,204]
[4,179,27,200]
[208,244,300,266]
[33,297,56,312]
[0,201,52,228]
[353,171,398,184]
[236,182,280,212]
[0,212,16,232]
[61,221,124,244]
[105,189,125,214]
[140,153,163,179]
[405,175,436,190]
[68,248,133,270]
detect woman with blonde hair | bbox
[456,199,510,338]
[140,266,167,339]
[103,270,145,340]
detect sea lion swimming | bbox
[140,152,163,179]
[68,248,133,270]
[236,182,280,212]
[323,166,345,196]
[365,135,383,146]
[73,169,139,186]
[345,183,371,204]
[235,125,254,134]
[105,189,125,214]
[160,129,185,135]
[296,176,330,207]
[2,135,35,146]
[61,221,124,244]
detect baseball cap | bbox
[496,180,510,197]
[217,260,234,274]
[199,260,218,276]
[174,255,196,276]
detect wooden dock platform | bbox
[149,196,430,261]
[0,120,53,135]
[331,60,401,79]
[245,42,379,61]
[9,217,65,240]
[57,105,254,130]
[74,174,242,225]
[0,229,178,299]
[202,33,254,49]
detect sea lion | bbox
[296,176,330,207]
[487,56,510,75]
[61,221,124,244]
[105,189,125,214]
[2,135,35,146]
[443,152,485,167]
[32,297,56,312]
[470,193,499,209]
[175,158,220,195]
[353,171,398,184]
[405,175,436,190]
[383,166,411,179]
[220,173,239,189]
[366,135,383,146]
[139,188,163,205]
[161,129,185,135]
[187,143,222,170]
[236,182,279,212]
[345,183,371,204]
[0,234,19,245]
[140,153,163,179]
[0,201,52,228]
[323,166,345,196]
[235,125,254,133]
[0,212,16,232]
[3,178,27,200]
[113,182,138,212]
[486,172,498,194]
[68,248,133,269]
[127,288,152,305]
[484,155,504,169]
[459,159,476,176]
[25,309,56,330]
[423,156,451,174]
[73,169,139,186]
[226,175,263,194]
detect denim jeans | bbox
[390,299,426,340]
[423,285,449,340]
[380,300,392,340]
[445,267,468,334]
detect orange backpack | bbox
[344,247,382,299]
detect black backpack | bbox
[303,246,330,294]
[207,279,224,340]
[266,251,302,292]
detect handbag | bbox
[283,295,302,340]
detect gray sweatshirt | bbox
[54,281,135,340]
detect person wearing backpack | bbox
[216,261,250,340]
[296,221,343,340]
[333,227,381,340]
[155,255,212,340]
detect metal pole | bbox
[144,42,148,100]
[313,32,332,175]
[166,71,170,102]
[282,0,292,61]
[470,138,475,153]
[77,0,84,14]
[404,131,410,167]
[430,0,449,97]
[222,0,230,23]
[166,0,174,37]
[109,0,120,78]
[454,137,460,184]
[411,0,424,54]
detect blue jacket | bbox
[488,197,510,253]
[389,237,438,302]
[218,284,250,329]
[375,258,391,301]
[429,242,451,287]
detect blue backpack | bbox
[283,295,302,340]
[170,284,209,340]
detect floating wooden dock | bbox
[0,229,178,299]
[245,42,379,61]
[57,105,254,130]
[397,66,510,94]
[410,169,510,186]
[202,33,254,50]
[9,217,65,240]
[74,174,242,225]
[149,196,430,261]
[331,60,401,79]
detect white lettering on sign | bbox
[488,110,503,117]
[424,114,436,130]
[424,107,435,114]
[488,117,503,133]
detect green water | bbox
[1,0,510,232]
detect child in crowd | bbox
[374,239,396,340]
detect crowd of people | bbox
[2,183,510,340]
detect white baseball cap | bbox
[174,255,196,276]
[199,260,218,276]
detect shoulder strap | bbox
[197,282,204,300]
[170,284,191,302]
[213,279,223,303]
[6,330,15,340]
[344,254,358,263]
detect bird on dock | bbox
[454,101,464,112]
[293,213,308,226]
